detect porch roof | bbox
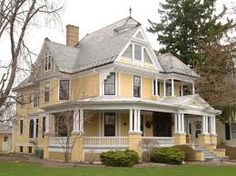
[41,95,220,115]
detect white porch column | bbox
[181,113,185,133]
[79,110,84,133]
[171,79,175,96]
[192,83,195,95]
[174,114,178,133]
[73,109,84,133]
[129,109,133,132]
[155,78,158,96]
[137,109,141,132]
[163,80,166,97]
[212,116,216,134]
[202,115,208,134]
[178,113,181,133]
[205,116,209,134]
[133,109,138,131]
[73,109,79,133]
[45,114,50,134]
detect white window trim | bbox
[103,72,117,96]
[230,123,236,140]
[102,111,117,137]
[44,81,50,103]
[44,51,52,72]
[132,75,142,98]
[58,79,71,101]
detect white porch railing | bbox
[49,137,71,147]
[84,136,129,149]
[142,137,174,147]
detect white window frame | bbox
[44,81,50,103]
[102,112,117,137]
[231,123,236,140]
[58,80,70,101]
[133,75,142,98]
[44,51,52,72]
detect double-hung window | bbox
[133,75,141,97]
[44,82,50,102]
[231,123,236,139]
[134,44,142,61]
[59,80,70,100]
[153,79,160,96]
[104,73,115,95]
[33,89,40,107]
[104,113,116,136]
[44,51,52,71]
[166,83,171,96]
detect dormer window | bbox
[44,51,52,71]
[134,44,142,60]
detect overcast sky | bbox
[0,0,233,66]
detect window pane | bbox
[59,80,69,100]
[231,123,236,139]
[104,73,115,95]
[104,113,115,136]
[20,120,23,134]
[144,49,152,63]
[133,76,141,97]
[29,119,34,138]
[166,83,171,96]
[134,44,142,60]
[122,44,132,58]
[44,82,50,102]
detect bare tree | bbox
[0,0,62,120]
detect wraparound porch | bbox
[40,95,220,161]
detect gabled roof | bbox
[157,53,200,78]
[46,17,140,73]
[160,94,220,114]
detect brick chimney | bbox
[66,24,79,47]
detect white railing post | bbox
[174,114,178,133]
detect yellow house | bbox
[12,16,224,162]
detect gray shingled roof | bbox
[157,53,200,78]
[46,17,140,73]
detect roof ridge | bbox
[77,16,139,45]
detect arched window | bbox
[42,117,46,137]
[29,119,34,138]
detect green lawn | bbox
[0,161,236,176]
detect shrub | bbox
[100,150,139,167]
[174,145,194,161]
[150,147,184,165]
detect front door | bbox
[153,112,172,137]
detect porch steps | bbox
[195,146,221,162]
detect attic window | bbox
[134,44,142,60]
[44,51,52,71]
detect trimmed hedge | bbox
[150,147,184,165]
[100,150,139,167]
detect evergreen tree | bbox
[148,0,232,67]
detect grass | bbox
[0,161,236,176]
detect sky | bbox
[0,0,233,67]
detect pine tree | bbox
[148,0,232,67]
